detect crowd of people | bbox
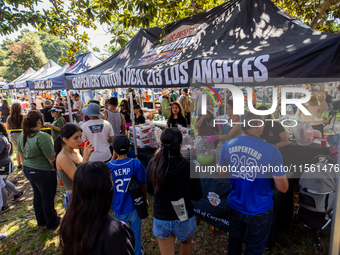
[0,82,337,254]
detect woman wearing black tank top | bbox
[54,124,93,210]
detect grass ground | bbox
[0,149,332,255]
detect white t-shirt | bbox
[81,119,114,162]
[73,100,84,122]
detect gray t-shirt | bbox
[0,134,11,167]
[179,95,186,106]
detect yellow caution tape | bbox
[6,128,51,132]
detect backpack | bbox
[184,95,192,113]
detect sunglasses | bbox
[121,104,125,107]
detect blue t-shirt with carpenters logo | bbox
[107,158,146,215]
[219,136,285,215]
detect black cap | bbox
[113,135,130,155]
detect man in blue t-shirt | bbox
[219,111,288,255]
[107,135,148,255]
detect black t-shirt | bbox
[40,108,54,123]
[326,94,332,104]
[91,215,135,255]
[260,121,285,145]
[121,110,131,124]
[135,115,145,125]
[167,115,187,128]
[146,156,202,221]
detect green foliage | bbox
[273,0,340,32]
[91,0,225,47]
[104,44,121,55]
[0,30,88,82]
[38,31,88,65]
[1,0,340,63]
[1,0,96,63]
[0,31,48,82]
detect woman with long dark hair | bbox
[146,128,202,255]
[59,162,135,255]
[44,106,66,139]
[120,99,131,128]
[0,99,10,123]
[17,111,60,230]
[134,105,145,125]
[166,102,187,128]
[54,124,93,210]
[6,103,23,169]
[0,123,24,213]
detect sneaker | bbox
[0,234,9,242]
[12,190,25,203]
[0,205,10,214]
[141,245,145,255]
[47,216,61,231]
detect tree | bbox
[1,0,340,63]
[0,32,48,82]
[1,0,96,63]
[38,31,88,65]
[273,0,340,32]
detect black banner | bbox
[65,0,340,90]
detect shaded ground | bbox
[0,167,331,255]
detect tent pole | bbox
[139,90,142,107]
[224,88,227,118]
[66,90,74,124]
[329,122,340,255]
[28,89,32,106]
[152,88,155,109]
[129,90,138,159]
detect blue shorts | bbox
[153,216,196,242]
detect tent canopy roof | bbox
[14,60,62,89]
[65,0,340,90]
[28,52,102,91]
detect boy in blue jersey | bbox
[107,135,148,255]
[219,111,288,255]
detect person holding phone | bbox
[45,106,66,139]
[54,124,94,210]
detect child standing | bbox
[107,135,148,255]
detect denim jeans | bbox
[113,209,141,255]
[63,191,72,210]
[23,166,58,229]
[228,206,273,255]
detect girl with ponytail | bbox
[55,124,93,210]
[146,128,202,255]
[17,110,61,230]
